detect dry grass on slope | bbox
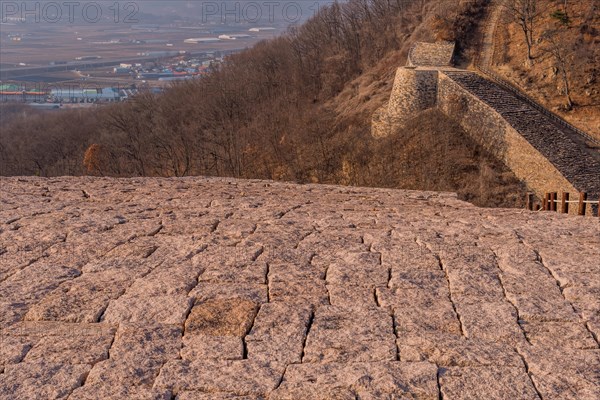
[335,109,528,208]
[492,0,600,140]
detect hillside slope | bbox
[489,0,600,140]
[7,0,591,208]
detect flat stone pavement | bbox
[0,177,598,400]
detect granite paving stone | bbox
[0,176,598,399]
[270,361,439,399]
[438,366,541,399]
[153,359,285,396]
[302,305,397,363]
[245,302,312,364]
[518,346,600,399]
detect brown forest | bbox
[0,0,528,207]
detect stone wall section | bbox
[371,102,392,138]
[372,65,600,208]
[437,73,508,157]
[387,68,438,124]
[371,68,438,137]
[437,73,579,202]
[438,71,600,201]
[407,41,456,67]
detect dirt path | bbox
[476,0,507,68]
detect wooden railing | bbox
[526,192,600,217]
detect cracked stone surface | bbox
[439,366,541,399]
[0,176,599,399]
[302,305,396,363]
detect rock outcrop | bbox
[0,177,598,399]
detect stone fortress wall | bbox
[372,42,454,138]
[2,176,599,398]
[387,68,438,127]
[407,41,456,67]
[372,42,600,208]
[436,72,582,203]
[371,68,439,138]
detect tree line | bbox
[0,0,528,207]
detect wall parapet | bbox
[407,41,456,67]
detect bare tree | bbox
[505,0,545,60]
[542,30,575,109]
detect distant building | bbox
[0,84,48,102]
[137,72,175,80]
[50,88,121,103]
[113,67,131,75]
[249,27,276,32]
[184,38,220,44]
[75,56,102,61]
[218,34,251,40]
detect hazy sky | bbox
[2,1,335,25]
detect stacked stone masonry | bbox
[438,71,600,204]
[1,177,599,399]
[372,62,600,204]
[371,68,439,138]
[407,41,456,67]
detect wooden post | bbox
[542,193,550,211]
[578,192,587,216]
[550,192,557,211]
[526,193,534,211]
[560,192,569,214]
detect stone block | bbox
[246,303,312,363]
[154,359,285,396]
[519,346,600,400]
[398,332,522,367]
[185,298,258,337]
[439,366,540,399]
[103,294,194,325]
[327,285,377,308]
[520,321,597,349]
[181,335,244,361]
[455,300,525,345]
[377,287,461,335]
[24,326,115,364]
[0,361,90,399]
[271,361,438,399]
[85,358,164,386]
[302,305,396,363]
[111,323,182,363]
